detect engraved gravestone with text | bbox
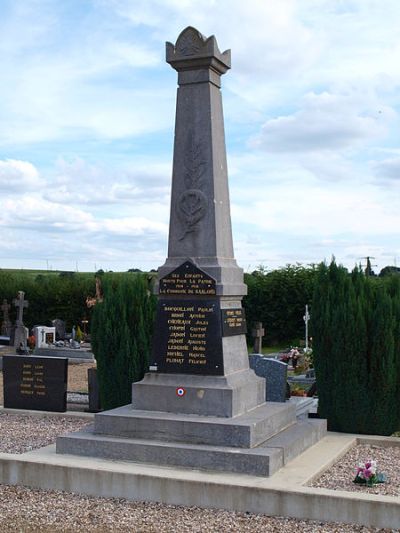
[3,355,68,412]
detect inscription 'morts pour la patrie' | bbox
[159,261,216,296]
[153,300,223,375]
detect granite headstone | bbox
[249,354,288,403]
[3,355,68,412]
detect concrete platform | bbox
[0,430,399,530]
[57,418,326,476]
[57,399,326,476]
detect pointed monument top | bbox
[166,26,231,74]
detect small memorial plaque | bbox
[159,261,216,296]
[3,355,68,412]
[153,299,223,375]
[221,308,247,337]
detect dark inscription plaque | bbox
[153,300,223,375]
[221,308,247,337]
[3,355,68,412]
[159,261,216,296]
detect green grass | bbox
[261,344,289,355]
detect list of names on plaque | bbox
[153,300,223,375]
[20,361,46,398]
[159,261,216,296]
[3,355,68,412]
[221,308,247,337]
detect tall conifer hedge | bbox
[91,273,156,410]
[312,261,400,435]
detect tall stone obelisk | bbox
[57,28,326,477]
[132,27,265,417]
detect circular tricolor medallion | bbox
[176,387,186,397]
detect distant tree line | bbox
[243,264,317,345]
[0,270,96,331]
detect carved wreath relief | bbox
[177,132,208,240]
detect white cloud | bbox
[373,157,400,183]
[253,91,392,153]
[1,1,400,272]
[0,159,44,192]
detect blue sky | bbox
[1,0,400,273]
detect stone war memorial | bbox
[57,27,326,476]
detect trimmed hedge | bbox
[90,273,156,410]
[312,261,400,435]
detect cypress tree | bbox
[91,273,156,410]
[312,260,400,435]
[367,284,396,434]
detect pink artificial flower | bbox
[363,469,372,479]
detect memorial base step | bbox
[91,402,297,449]
[56,418,327,477]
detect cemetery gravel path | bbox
[0,484,396,532]
[0,414,397,532]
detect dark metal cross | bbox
[13,291,29,326]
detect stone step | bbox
[93,402,297,449]
[258,418,327,465]
[56,418,326,477]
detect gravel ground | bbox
[0,484,396,532]
[0,416,397,531]
[0,413,91,453]
[310,443,400,497]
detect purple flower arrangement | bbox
[353,460,386,486]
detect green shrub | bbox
[312,260,400,435]
[91,273,156,410]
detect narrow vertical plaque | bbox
[221,308,247,337]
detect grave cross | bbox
[303,304,311,350]
[13,291,29,326]
[252,322,265,354]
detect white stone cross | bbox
[303,305,310,350]
[13,291,29,326]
